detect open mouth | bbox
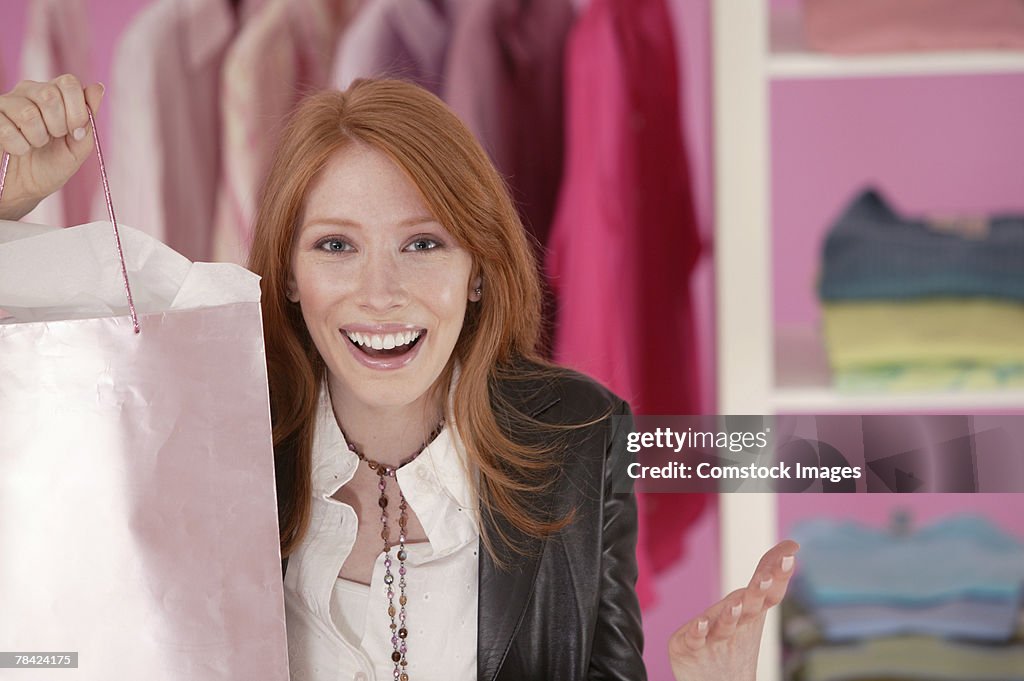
[344,329,425,359]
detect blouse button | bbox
[354,673,367,681]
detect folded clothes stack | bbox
[784,515,1024,681]
[802,0,1024,54]
[818,188,1024,392]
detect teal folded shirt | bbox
[791,515,1024,607]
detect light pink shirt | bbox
[21,0,98,229]
[211,0,356,265]
[100,0,236,262]
[331,0,454,97]
[442,0,573,249]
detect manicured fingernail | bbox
[782,555,795,572]
[731,604,743,618]
[759,577,773,591]
[72,127,86,141]
[697,619,708,635]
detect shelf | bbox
[768,7,1024,80]
[772,326,1024,412]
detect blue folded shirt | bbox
[790,515,1024,607]
[819,188,1024,301]
[812,597,1020,643]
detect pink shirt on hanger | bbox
[101,0,237,262]
[331,0,453,96]
[21,0,98,229]
[442,0,573,250]
[211,0,357,265]
[546,0,707,607]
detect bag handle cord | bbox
[0,107,140,333]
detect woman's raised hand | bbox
[0,75,104,221]
[669,540,800,681]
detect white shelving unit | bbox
[711,4,1024,681]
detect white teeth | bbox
[345,330,422,350]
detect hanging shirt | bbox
[284,388,479,681]
[210,0,357,265]
[101,0,236,261]
[331,0,454,96]
[21,0,98,229]
[442,0,573,249]
[545,0,707,607]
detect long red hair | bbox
[247,79,570,559]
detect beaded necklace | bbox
[343,420,445,681]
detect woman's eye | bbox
[316,238,352,252]
[405,238,440,252]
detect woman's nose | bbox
[355,252,407,312]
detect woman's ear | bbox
[468,275,483,302]
[286,273,300,303]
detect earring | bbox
[474,286,482,297]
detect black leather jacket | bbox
[283,365,645,681]
[479,366,645,681]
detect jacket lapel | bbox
[477,369,561,681]
[477,513,546,681]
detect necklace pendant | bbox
[340,418,446,681]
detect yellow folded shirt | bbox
[803,635,1024,681]
[822,299,1024,370]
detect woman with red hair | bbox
[0,75,798,681]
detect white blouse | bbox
[284,389,479,681]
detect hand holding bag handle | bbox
[0,107,139,333]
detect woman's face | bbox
[288,143,479,413]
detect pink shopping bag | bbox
[0,128,288,680]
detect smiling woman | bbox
[0,75,799,681]
[246,81,633,681]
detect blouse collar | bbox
[308,369,478,556]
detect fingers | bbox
[760,540,799,608]
[55,74,90,140]
[0,112,31,156]
[67,82,105,159]
[0,91,49,150]
[83,82,105,118]
[740,568,774,621]
[668,616,709,655]
[669,540,802,662]
[707,588,745,641]
[0,76,103,157]
[670,587,745,654]
[750,539,800,580]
